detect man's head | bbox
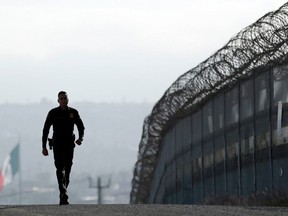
[57,91,69,108]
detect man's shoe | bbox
[59,193,69,205]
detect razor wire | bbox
[130,3,288,204]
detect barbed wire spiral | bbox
[130,3,288,203]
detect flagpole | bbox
[18,136,22,205]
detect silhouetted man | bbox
[42,91,85,205]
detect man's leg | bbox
[56,169,67,195]
[64,147,74,190]
[53,148,69,205]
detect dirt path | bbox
[1,204,288,216]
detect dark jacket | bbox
[42,106,85,148]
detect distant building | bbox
[130,3,288,204]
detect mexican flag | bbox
[0,144,20,191]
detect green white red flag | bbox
[0,144,20,191]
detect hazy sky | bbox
[0,0,287,104]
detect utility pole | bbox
[88,176,111,204]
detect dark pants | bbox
[53,144,74,195]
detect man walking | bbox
[42,91,85,205]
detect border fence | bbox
[130,3,288,204]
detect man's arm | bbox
[42,110,53,155]
[74,110,85,145]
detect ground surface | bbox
[1,204,288,216]
[0,205,288,216]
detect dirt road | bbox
[1,204,288,216]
